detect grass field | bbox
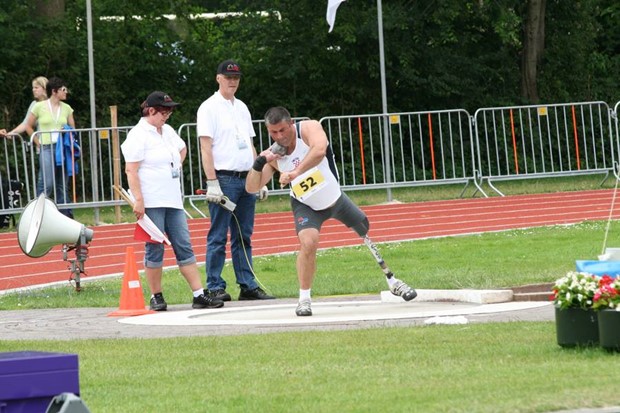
[2,220,618,310]
[2,174,620,412]
[1,323,619,412]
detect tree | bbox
[0,0,617,132]
[521,0,546,103]
[33,0,65,19]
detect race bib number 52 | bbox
[291,167,326,200]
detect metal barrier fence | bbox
[614,101,620,179]
[180,110,475,196]
[0,134,32,211]
[319,110,476,193]
[473,101,616,195]
[0,126,133,216]
[1,100,619,221]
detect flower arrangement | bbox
[551,271,599,310]
[593,275,620,310]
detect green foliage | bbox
[0,0,618,132]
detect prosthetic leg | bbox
[353,219,417,301]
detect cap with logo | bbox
[217,60,242,76]
[145,91,180,108]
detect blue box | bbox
[0,351,80,413]
[575,260,620,277]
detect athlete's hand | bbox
[279,170,298,188]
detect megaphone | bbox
[17,194,94,258]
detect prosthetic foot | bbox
[389,278,418,301]
[361,234,418,301]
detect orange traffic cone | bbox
[108,246,155,317]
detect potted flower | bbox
[551,271,599,347]
[593,275,620,351]
[592,275,620,309]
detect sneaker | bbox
[192,294,224,309]
[238,287,276,300]
[149,293,167,311]
[390,278,418,301]
[208,289,232,302]
[295,299,312,316]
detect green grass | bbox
[2,219,619,310]
[1,324,619,412]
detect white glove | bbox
[206,179,223,203]
[258,185,268,201]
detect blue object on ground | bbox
[0,351,80,413]
[575,260,620,277]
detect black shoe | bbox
[238,287,276,301]
[207,289,231,302]
[192,294,224,309]
[149,293,167,311]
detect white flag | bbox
[123,188,171,245]
[326,0,346,33]
[135,215,171,245]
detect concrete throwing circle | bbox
[118,300,550,326]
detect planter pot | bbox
[555,307,599,348]
[597,309,620,352]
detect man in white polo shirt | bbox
[197,59,275,302]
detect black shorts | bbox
[290,192,367,234]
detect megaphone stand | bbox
[17,194,94,292]
[62,228,91,292]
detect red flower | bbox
[592,276,620,310]
[598,275,615,287]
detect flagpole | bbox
[86,0,96,130]
[86,0,102,223]
[377,0,392,201]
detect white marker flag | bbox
[123,187,171,245]
[326,0,346,33]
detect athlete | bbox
[246,106,417,316]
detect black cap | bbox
[145,91,180,108]
[217,60,242,76]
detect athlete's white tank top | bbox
[277,122,341,210]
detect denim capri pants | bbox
[143,207,196,268]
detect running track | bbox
[1,189,618,291]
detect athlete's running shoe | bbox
[295,299,312,316]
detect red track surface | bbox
[1,189,618,291]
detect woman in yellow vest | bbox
[26,77,76,218]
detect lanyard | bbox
[47,99,61,127]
